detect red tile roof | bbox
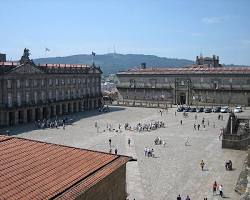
[0,61,90,68]
[0,136,131,200]
[118,66,250,75]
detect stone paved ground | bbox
[2,106,248,200]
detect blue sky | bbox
[1,0,250,65]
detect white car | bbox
[221,106,229,113]
[234,106,242,113]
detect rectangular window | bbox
[7,80,12,89]
[17,92,21,106]
[61,79,65,85]
[41,79,45,87]
[49,79,53,86]
[17,80,21,88]
[8,93,12,107]
[26,92,30,103]
[25,80,29,87]
[34,79,37,87]
[55,79,59,86]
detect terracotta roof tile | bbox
[0,137,131,200]
[118,66,250,75]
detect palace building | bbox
[0,49,102,127]
[116,55,250,107]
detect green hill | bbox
[34,53,195,74]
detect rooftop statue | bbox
[20,48,34,65]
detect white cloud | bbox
[201,16,230,24]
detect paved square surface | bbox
[2,106,248,200]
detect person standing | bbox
[177,194,182,200]
[128,138,131,147]
[185,195,190,200]
[213,181,217,195]
[180,120,183,125]
[219,185,223,197]
[200,160,205,171]
[109,138,112,148]
[115,148,118,155]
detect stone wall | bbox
[77,165,127,200]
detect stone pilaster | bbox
[23,109,27,123]
[14,111,19,125]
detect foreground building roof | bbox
[0,135,131,199]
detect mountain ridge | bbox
[34,53,195,74]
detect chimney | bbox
[0,53,6,62]
[141,62,146,69]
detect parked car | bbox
[177,107,184,112]
[221,106,230,113]
[234,106,242,113]
[183,107,191,112]
[190,107,196,112]
[204,108,212,113]
[213,106,221,113]
[196,107,204,112]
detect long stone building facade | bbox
[116,55,250,107]
[0,49,102,127]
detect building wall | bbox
[76,165,127,200]
[116,73,250,106]
[0,66,102,127]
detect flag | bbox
[92,51,96,56]
[45,48,50,52]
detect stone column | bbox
[39,107,43,120]
[59,104,62,116]
[46,106,51,119]
[65,103,68,114]
[0,112,6,126]
[53,105,57,116]
[31,108,36,121]
[76,102,79,112]
[23,109,27,123]
[14,111,19,125]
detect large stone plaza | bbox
[1,106,247,200]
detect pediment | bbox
[9,64,45,74]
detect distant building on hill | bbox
[116,55,250,106]
[0,49,102,127]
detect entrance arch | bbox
[179,93,186,105]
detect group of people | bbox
[135,121,165,132]
[154,136,166,147]
[144,147,155,157]
[108,138,118,155]
[176,194,191,200]
[213,181,224,197]
[34,117,72,129]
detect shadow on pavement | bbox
[0,106,126,136]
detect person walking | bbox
[180,120,183,125]
[185,137,190,146]
[198,124,200,131]
[185,195,190,200]
[200,160,205,171]
[109,138,112,148]
[219,185,223,197]
[213,181,217,195]
[128,138,131,147]
[194,124,196,130]
[115,148,118,155]
[177,194,182,200]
